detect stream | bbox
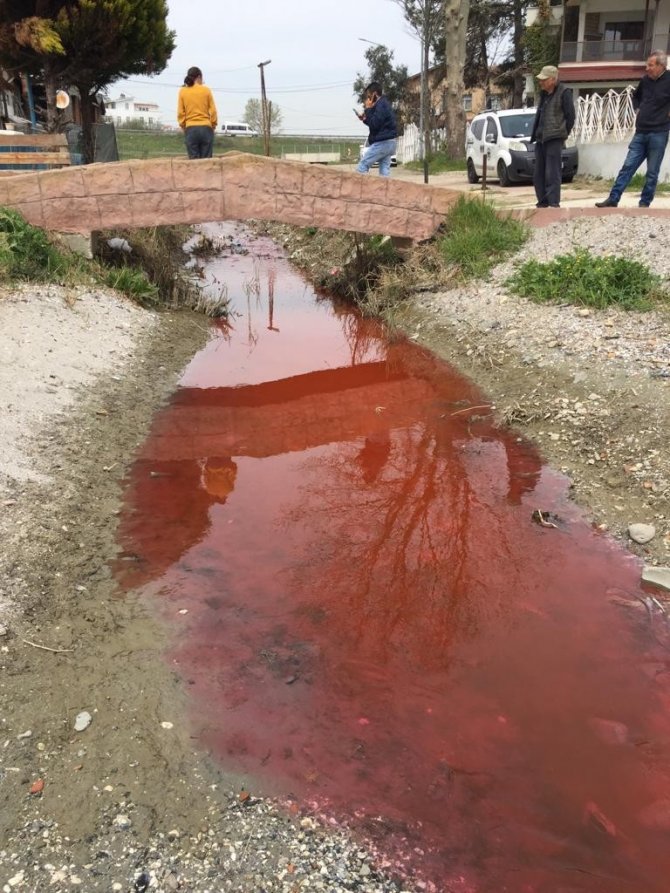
[115,223,670,892]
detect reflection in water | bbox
[115,224,670,893]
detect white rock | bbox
[628,523,656,545]
[641,566,670,591]
[113,814,132,830]
[161,721,174,730]
[74,711,92,732]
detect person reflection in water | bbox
[201,457,238,501]
[115,457,237,589]
[357,433,392,484]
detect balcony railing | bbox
[561,33,670,63]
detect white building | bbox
[105,93,162,128]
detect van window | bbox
[470,119,485,140]
[499,113,535,138]
[486,117,498,141]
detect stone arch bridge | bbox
[0,152,459,241]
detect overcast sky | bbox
[112,0,422,135]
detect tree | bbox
[243,97,282,135]
[353,44,408,112]
[444,0,470,157]
[392,0,442,163]
[522,0,560,80]
[0,1,175,161]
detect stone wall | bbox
[0,152,459,241]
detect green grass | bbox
[102,265,159,305]
[506,248,666,310]
[405,153,466,174]
[115,129,361,162]
[0,206,75,280]
[439,196,528,278]
[626,172,670,193]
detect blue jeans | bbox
[357,138,397,177]
[610,130,669,205]
[185,125,214,159]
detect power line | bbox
[121,78,354,94]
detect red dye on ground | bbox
[115,226,670,892]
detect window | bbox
[489,95,502,111]
[485,117,498,142]
[470,118,485,140]
[462,94,472,111]
[604,21,644,42]
[498,113,535,138]
[125,103,129,109]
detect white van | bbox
[221,122,258,137]
[465,108,578,186]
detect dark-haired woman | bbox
[177,67,218,159]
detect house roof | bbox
[559,62,646,83]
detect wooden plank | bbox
[0,133,68,148]
[0,151,71,165]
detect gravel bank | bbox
[412,213,670,570]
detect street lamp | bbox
[258,59,272,156]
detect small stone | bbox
[113,814,132,830]
[641,566,670,592]
[577,308,591,318]
[167,828,180,840]
[17,730,32,740]
[160,721,174,730]
[0,625,8,637]
[74,711,92,732]
[628,523,656,544]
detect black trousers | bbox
[534,138,563,207]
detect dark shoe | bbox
[639,201,650,208]
[535,202,548,208]
[548,204,560,208]
[595,198,618,208]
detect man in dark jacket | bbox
[356,81,397,177]
[531,65,575,208]
[595,50,670,208]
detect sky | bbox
[112,0,422,136]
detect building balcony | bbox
[561,33,670,63]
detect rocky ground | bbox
[1,211,670,893]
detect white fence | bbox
[397,123,448,163]
[571,86,636,145]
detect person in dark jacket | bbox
[595,50,670,208]
[356,81,397,177]
[530,65,575,208]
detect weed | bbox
[439,196,528,279]
[405,153,466,174]
[0,206,72,281]
[102,266,159,304]
[506,248,667,310]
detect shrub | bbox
[103,266,159,305]
[0,207,70,281]
[506,248,666,310]
[439,196,528,278]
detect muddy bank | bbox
[0,271,413,892]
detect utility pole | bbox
[258,59,272,156]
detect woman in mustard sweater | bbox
[177,67,218,159]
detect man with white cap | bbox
[595,50,670,208]
[530,65,575,208]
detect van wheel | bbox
[497,160,512,187]
[466,159,479,184]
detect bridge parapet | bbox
[0,152,458,241]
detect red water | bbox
[116,224,670,892]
